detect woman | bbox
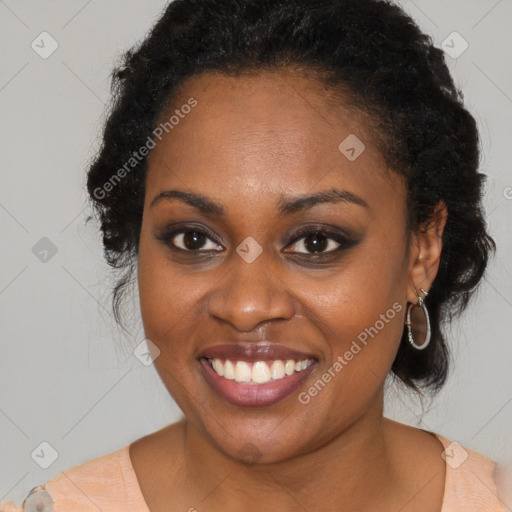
[2,0,506,510]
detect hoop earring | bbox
[405,292,431,350]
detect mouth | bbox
[198,344,318,407]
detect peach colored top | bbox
[1,433,507,511]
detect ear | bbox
[406,200,448,304]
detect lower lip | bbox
[199,358,316,407]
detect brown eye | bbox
[284,226,360,256]
[159,227,224,252]
[289,231,340,254]
[172,230,222,251]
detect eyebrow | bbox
[150,188,369,215]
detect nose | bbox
[206,249,295,332]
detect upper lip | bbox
[200,343,317,362]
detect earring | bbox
[405,288,431,350]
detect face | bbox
[137,68,422,464]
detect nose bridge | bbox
[207,245,295,331]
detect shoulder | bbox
[383,420,507,511]
[434,433,508,512]
[1,443,143,512]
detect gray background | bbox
[1,0,511,507]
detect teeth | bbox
[270,360,285,380]
[285,360,295,375]
[224,360,235,380]
[252,361,272,383]
[235,361,252,382]
[210,357,314,384]
[212,358,224,376]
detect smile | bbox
[198,346,318,407]
[207,357,315,384]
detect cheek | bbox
[138,262,205,355]
[137,232,198,353]
[295,245,406,338]
[137,247,209,413]
[288,240,408,399]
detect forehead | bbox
[145,69,402,215]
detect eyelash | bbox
[286,226,358,256]
[155,224,359,258]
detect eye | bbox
[284,227,357,255]
[157,226,223,252]
[287,231,339,254]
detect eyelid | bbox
[283,225,357,254]
[154,223,224,252]
[286,223,355,242]
[173,231,224,252]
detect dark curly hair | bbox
[86,0,495,393]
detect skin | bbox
[132,68,448,512]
